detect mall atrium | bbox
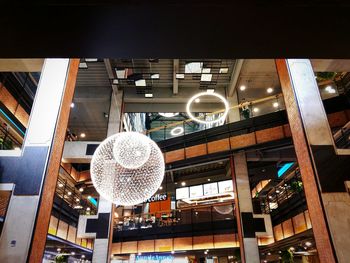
[0,58,349,263]
[0,2,350,263]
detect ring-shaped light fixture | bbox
[170,126,184,136]
[186,92,229,124]
[159,112,179,118]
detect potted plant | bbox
[281,249,294,263]
[55,254,68,263]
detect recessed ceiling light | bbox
[70,102,75,108]
[116,68,130,79]
[253,107,259,113]
[145,93,153,98]
[80,133,86,138]
[76,198,80,202]
[86,207,91,211]
[67,191,72,195]
[176,73,185,79]
[185,62,203,73]
[85,58,98,62]
[206,88,215,93]
[240,85,246,91]
[171,251,175,254]
[267,87,274,93]
[201,74,212,82]
[58,183,64,188]
[81,255,86,259]
[202,68,211,73]
[151,73,160,79]
[273,102,279,108]
[325,85,336,94]
[57,248,61,252]
[219,67,229,74]
[79,62,88,69]
[79,187,84,192]
[207,178,211,182]
[181,182,186,186]
[159,186,163,190]
[112,79,119,85]
[135,79,146,86]
[71,251,75,255]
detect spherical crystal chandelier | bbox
[214,205,234,215]
[91,132,165,206]
[113,132,151,169]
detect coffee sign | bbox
[146,193,167,203]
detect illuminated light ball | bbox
[214,205,234,215]
[91,132,165,206]
[113,132,151,169]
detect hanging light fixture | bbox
[159,112,179,118]
[113,132,151,169]
[213,205,234,215]
[186,91,229,124]
[91,132,165,206]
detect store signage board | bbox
[146,193,168,203]
[203,182,218,195]
[218,180,233,193]
[176,180,234,200]
[136,254,174,262]
[176,187,189,200]
[190,185,203,198]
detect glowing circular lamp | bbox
[186,92,229,124]
[170,126,184,136]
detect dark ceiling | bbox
[1,1,350,58]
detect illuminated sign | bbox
[146,193,167,203]
[136,254,174,261]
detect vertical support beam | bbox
[275,59,337,263]
[29,59,79,263]
[173,59,179,95]
[92,88,123,263]
[231,152,260,263]
[227,92,240,123]
[0,59,79,263]
[230,157,245,263]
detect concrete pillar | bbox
[275,59,348,263]
[227,91,240,123]
[92,88,123,263]
[0,59,79,263]
[231,152,260,263]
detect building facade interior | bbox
[0,58,349,263]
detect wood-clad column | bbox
[28,59,79,263]
[0,59,79,263]
[231,152,260,263]
[275,59,336,263]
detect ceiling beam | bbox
[227,59,244,97]
[173,59,179,94]
[0,59,44,72]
